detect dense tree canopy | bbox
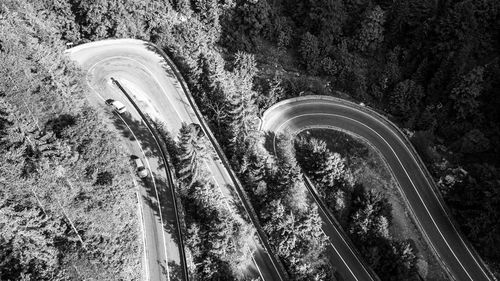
[222,0,500,278]
[177,122,211,189]
[295,135,418,280]
[160,121,257,280]
[4,0,500,279]
[0,2,140,279]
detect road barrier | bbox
[112,78,190,281]
[262,95,497,281]
[303,176,381,281]
[147,43,290,281]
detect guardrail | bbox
[351,98,497,281]
[111,77,190,281]
[303,176,381,281]
[262,94,497,281]
[146,43,290,280]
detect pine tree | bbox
[192,0,221,41]
[174,0,191,14]
[299,32,320,74]
[295,136,350,187]
[190,181,222,215]
[450,66,484,120]
[177,122,211,189]
[221,52,259,160]
[307,0,346,42]
[261,199,297,258]
[0,206,62,280]
[267,133,310,212]
[354,5,386,53]
[257,73,284,116]
[395,240,417,273]
[389,79,424,124]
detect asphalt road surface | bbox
[261,95,494,281]
[64,54,181,281]
[67,39,282,281]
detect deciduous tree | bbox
[299,32,320,74]
[354,6,385,53]
[450,66,484,120]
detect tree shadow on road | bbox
[143,43,179,81]
[224,183,258,225]
[113,113,164,167]
[143,43,192,107]
[140,173,180,245]
[108,111,187,277]
[159,260,184,281]
[263,131,277,154]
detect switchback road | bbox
[261,95,494,281]
[67,39,285,281]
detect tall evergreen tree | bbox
[354,5,386,53]
[220,52,259,161]
[177,122,211,189]
[299,32,321,74]
[450,66,484,120]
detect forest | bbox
[0,2,141,280]
[1,0,500,280]
[295,133,420,280]
[153,120,256,280]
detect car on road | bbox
[105,99,127,114]
[132,156,148,178]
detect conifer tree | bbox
[177,122,210,189]
[299,32,320,74]
[354,6,385,53]
[450,66,484,120]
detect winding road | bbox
[261,96,494,281]
[67,39,493,281]
[67,39,285,281]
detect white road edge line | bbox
[252,256,265,281]
[320,229,359,281]
[289,99,492,280]
[272,125,372,281]
[316,186,373,280]
[206,162,265,279]
[85,77,171,281]
[87,53,270,281]
[131,172,150,281]
[87,56,183,121]
[116,113,170,281]
[276,112,476,281]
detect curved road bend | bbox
[261,96,494,281]
[67,39,284,281]
[67,60,181,281]
[305,175,379,281]
[114,109,174,281]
